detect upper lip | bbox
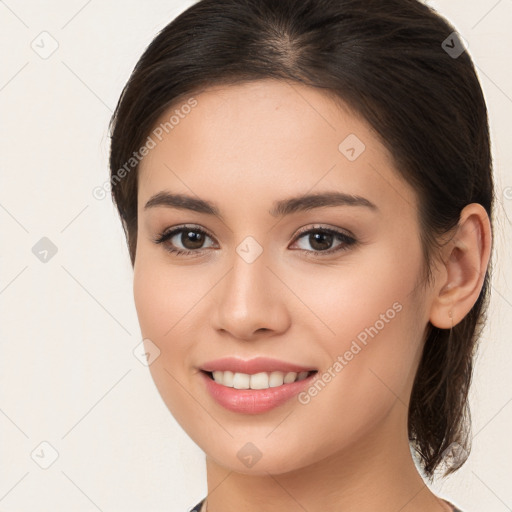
[199,356,317,375]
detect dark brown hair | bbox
[108,0,494,479]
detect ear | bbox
[429,203,492,329]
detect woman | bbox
[108,1,493,510]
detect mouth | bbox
[199,368,319,414]
[200,369,318,390]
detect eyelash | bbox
[152,224,357,258]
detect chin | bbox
[202,438,322,476]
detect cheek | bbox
[133,246,205,341]
[283,270,425,464]
[133,252,187,381]
[133,259,166,339]
[132,243,220,387]
[133,258,204,426]
[289,242,422,350]
[292,236,426,401]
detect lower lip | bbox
[199,370,317,414]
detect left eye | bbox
[290,227,356,255]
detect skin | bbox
[133,79,491,512]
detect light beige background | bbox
[0,1,511,511]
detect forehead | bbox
[137,79,417,219]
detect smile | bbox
[203,369,316,389]
[200,369,319,414]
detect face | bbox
[133,79,433,475]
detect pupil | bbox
[310,232,332,251]
[183,230,204,249]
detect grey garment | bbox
[190,498,205,512]
[445,502,464,512]
[190,497,464,511]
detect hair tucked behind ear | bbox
[108,0,494,479]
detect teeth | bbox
[211,370,311,389]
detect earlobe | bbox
[429,203,492,330]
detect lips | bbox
[200,368,319,414]
[199,356,317,375]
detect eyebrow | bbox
[144,190,378,219]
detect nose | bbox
[212,247,291,341]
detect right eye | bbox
[153,225,217,256]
